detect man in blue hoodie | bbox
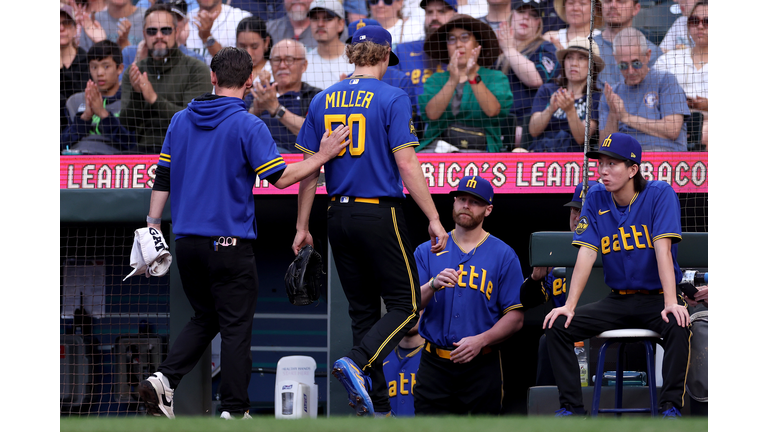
[138,46,349,420]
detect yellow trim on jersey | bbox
[653,233,683,243]
[391,142,419,152]
[255,159,286,176]
[159,153,171,163]
[294,144,316,155]
[572,240,599,251]
[503,304,523,314]
[364,209,418,370]
[451,230,490,254]
[406,344,425,358]
[612,191,639,211]
[254,157,284,174]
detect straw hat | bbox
[555,36,605,73]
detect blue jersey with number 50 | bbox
[295,76,419,199]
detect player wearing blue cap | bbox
[520,180,598,386]
[412,175,525,415]
[293,24,449,417]
[543,132,691,418]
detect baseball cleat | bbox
[221,410,252,420]
[374,410,395,418]
[139,372,175,419]
[332,357,374,416]
[661,403,682,419]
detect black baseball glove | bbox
[284,245,325,306]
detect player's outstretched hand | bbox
[292,230,314,255]
[661,303,690,327]
[428,219,448,253]
[451,335,485,364]
[543,306,575,329]
[317,124,350,160]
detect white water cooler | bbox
[274,356,318,419]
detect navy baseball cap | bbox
[512,0,545,14]
[419,0,458,12]
[351,25,400,66]
[587,133,642,165]
[450,176,494,205]
[345,18,381,44]
[564,180,599,209]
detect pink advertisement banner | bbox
[60,153,708,194]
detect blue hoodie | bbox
[157,94,286,240]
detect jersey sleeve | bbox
[572,187,600,251]
[414,241,431,287]
[498,247,524,314]
[530,84,553,115]
[245,120,286,178]
[650,182,683,244]
[295,97,320,155]
[387,92,420,153]
[534,43,560,84]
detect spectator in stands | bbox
[528,37,602,152]
[654,0,707,148]
[543,0,602,50]
[497,0,560,148]
[187,0,253,65]
[304,0,355,89]
[455,0,487,18]
[267,0,318,51]
[61,40,136,154]
[249,40,321,152]
[659,0,696,53]
[136,0,200,13]
[344,0,369,23]
[229,0,286,21]
[67,0,107,46]
[393,0,457,100]
[594,0,662,88]
[77,0,147,52]
[369,0,425,48]
[599,27,689,151]
[237,16,274,97]
[121,1,206,81]
[121,4,211,153]
[62,4,91,131]
[419,15,512,152]
[479,0,511,33]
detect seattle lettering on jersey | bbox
[325,90,375,110]
[388,373,416,397]
[456,264,495,301]
[600,224,654,255]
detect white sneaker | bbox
[221,410,252,420]
[139,372,175,419]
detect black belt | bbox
[612,289,664,295]
[330,196,403,205]
[424,341,492,360]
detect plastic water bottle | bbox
[574,341,588,387]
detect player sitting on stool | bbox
[413,175,525,415]
[543,132,691,418]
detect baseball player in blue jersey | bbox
[382,312,424,417]
[292,25,449,417]
[139,47,348,420]
[543,133,691,418]
[520,180,597,386]
[412,175,525,415]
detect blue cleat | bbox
[661,403,682,419]
[332,357,374,416]
[555,408,573,417]
[555,405,587,417]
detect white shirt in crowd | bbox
[458,0,488,19]
[303,50,356,90]
[653,47,708,99]
[186,4,252,65]
[659,16,693,52]
[386,18,426,49]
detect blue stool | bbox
[591,329,661,417]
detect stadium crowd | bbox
[60,0,708,154]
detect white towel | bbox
[123,227,173,281]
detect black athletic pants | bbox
[546,292,692,412]
[327,198,421,413]
[413,344,504,415]
[158,236,259,414]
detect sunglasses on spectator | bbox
[368,0,395,5]
[618,60,644,71]
[270,56,305,66]
[310,13,339,22]
[146,27,174,36]
[687,16,708,27]
[447,32,473,45]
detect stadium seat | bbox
[591,329,662,417]
[685,112,705,151]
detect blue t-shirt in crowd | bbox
[501,41,560,121]
[529,82,601,152]
[598,69,689,151]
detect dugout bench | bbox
[526,231,708,416]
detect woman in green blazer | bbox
[418,15,513,152]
